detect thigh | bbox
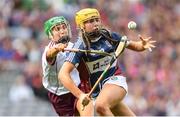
[48,92,76,116]
[111,101,135,116]
[96,83,126,108]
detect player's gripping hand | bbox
[54,43,67,52]
[79,93,91,111]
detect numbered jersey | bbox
[66,32,123,97]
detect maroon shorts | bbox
[48,92,77,116]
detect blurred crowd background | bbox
[0,0,179,116]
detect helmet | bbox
[75,8,100,29]
[44,16,69,36]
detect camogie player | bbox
[59,8,156,116]
[42,16,81,116]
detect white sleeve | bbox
[67,42,74,49]
[126,40,130,47]
[42,46,50,67]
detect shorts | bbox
[104,75,128,94]
[48,92,77,116]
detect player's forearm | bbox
[46,47,59,59]
[59,71,83,99]
[126,40,145,51]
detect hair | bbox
[78,29,91,50]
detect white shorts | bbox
[104,75,128,94]
[92,76,128,115]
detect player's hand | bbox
[139,34,156,52]
[54,43,67,52]
[79,93,91,111]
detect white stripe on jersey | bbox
[48,41,56,48]
[68,39,82,67]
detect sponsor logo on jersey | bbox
[86,55,117,73]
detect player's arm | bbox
[58,61,84,99]
[46,43,67,64]
[126,35,156,51]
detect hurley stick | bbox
[64,48,112,56]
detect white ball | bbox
[128,21,137,30]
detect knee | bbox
[95,101,109,115]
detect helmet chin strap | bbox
[56,36,70,44]
[85,28,101,40]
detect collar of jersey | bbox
[90,36,102,43]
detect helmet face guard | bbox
[75,8,100,30]
[44,16,72,41]
[84,28,101,39]
[57,35,70,44]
